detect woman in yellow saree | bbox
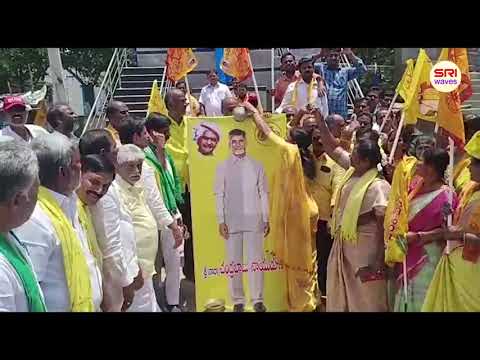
[422,131,480,312]
[242,102,319,312]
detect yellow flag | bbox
[436,48,472,145]
[33,99,48,127]
[384,156,418,265]
[147,79,167,117]
[396,59,414,103]
[403,49,434,125]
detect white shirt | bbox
[214,155,269,233]
[0,124,47,143]
[141,161,175,229]
[14,189,103,312]
[276,78,329,118]
[0,232,44,312]
[115,176,158,277]
[95,182,139,288]
[199,83,232,116]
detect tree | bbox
[60,48,114,87]
[355,48,396,92]
[0,48,49,94]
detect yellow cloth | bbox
[37,187,94,312]
[106,124,120,143]
[305,153,345,222]
[454,181,480,224]
[167,115,189,192]
[33,100,48,127]
[331,167,379,244]
[116,176,158,277]
[436,48,471,144]
[291,78,316,107]
[268,131,319,312]
[453,158,471,193]
[403,49,433,125]
[187,94,200,117]
[77,199,103,269]
[396,59,415,104]
[147,79,168,117]
[422,189,480,312]
[465,130,480,159]
[384,155,418,265]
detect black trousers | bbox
[178,187,195,282]
[316,220,333,296]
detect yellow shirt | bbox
[166,115,189,192]
[116,176,158,277]
[106,123,120,144]
[306,152,346,222]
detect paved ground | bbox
[153,272,196,312]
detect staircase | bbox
[114,66,164,118]
[464,48,480,116]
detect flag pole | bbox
[379,92,399,132]
[185,75,191,96]
[247,50,264,114]
[387,108,408,310]
[159,64,167,96]
[445,136,455,255]
[388,110,405,164]
[271,48,275,113]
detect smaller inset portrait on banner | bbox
[192,122,221,156]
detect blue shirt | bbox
[315,57,366,118]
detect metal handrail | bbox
[81,48,128,135]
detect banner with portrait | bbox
[187,114,287,312]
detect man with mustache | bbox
[0,96,47,143]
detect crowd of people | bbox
[1,47,480,312]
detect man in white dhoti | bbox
[214,129,270,312]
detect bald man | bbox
[105,101,129,143]
[222,97,240,116]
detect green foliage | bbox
[0,48,115,94]
[355,48,395,93]
[61,48,114,86]
[0,48,49,93]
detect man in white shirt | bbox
[199,70,233,116]
[276,57,329,118]
[15,134,103,312]
[0,96,47,142]
[113,144,161,312]
[214,129,270,312]
[118,116,185,312]
[0,140,46,312]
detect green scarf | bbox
[0,232,46,312]
[144,145,184,215]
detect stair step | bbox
[121,74,164,82]
[128,110,148,118]
[123,102,149,111]
[121,80,157,89]
[115,87,152,96]
[114,94,150,103]
[122,66,164,75]
[470,72,480,79]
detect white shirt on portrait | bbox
[214,154,269,233]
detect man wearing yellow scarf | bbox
[105,101,130,145]
[76,154,117,310]
[422,131,480,311]
[15,134,99,312]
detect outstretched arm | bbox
[242,101,272,137]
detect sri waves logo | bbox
[430,60,461,93]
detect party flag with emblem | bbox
[220,48,253,82]
[436,48,473,145]
[165,48,198,83]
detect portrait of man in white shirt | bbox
[214,128,270,312]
